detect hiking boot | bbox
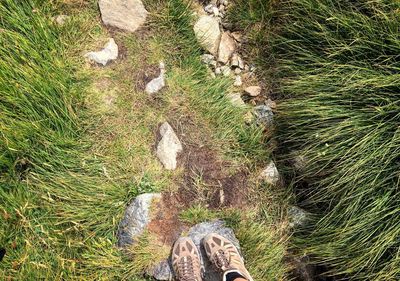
[203,233,253,281]
[172,237,203,281]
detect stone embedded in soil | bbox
[234,75,243,87]
[85,38,118,66]
[288,206,308,228]
[231,31,242,42]
[254,104,273,127]
[53,14,69,25]
[194,15,221,56]
[221,65,232,77]
[99,0,148,32]
[201,54,215,65]
[265,98,277,109]
[156,122,183,170]
[117,193,161,247]
[244,85,262,97]
[149,220,242,281]
[227,92,245,107]
[259,161,279,185]
[218,32,236,64]
[145,62,166,95]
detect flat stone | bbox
[221,65,231,77]
[194,15,221,55]
[99,0,148,32]
[156,122,183,170]
[149,220,242,281]
[85,38,118,66]
[254,105,273,127]
[231,31,242,42]
[227,92,245,107]
[145,62,166,95]
[234,75,242,87]
[117,193,161,247]
[244,86,262,97]
[259,161,279,185]
[218,32,236,63]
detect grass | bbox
[1,0,288,280]
[227,0,400,280]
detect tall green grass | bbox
[229,0,400,279]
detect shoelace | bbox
[178,256,197,281]
[213,249,230,269]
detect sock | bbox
[225,271,246,281]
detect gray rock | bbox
[254,105,273,127]
[85,38,118,66]
[145,62,166,95]
[99,0,148,32]
[156,122,183,170]
[221,65,232,77]
[149,220,241,281]
[117,193,161,247]
[218,32,236,64]
[194,15,221,55]
[288,206,308,228]
[201,54,215,65]
[259,161,279,185]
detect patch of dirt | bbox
[147,193,188,247]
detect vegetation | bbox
[228,0,400,280]
[1,0,286,280]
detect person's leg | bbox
[203,233,254,281]
[172,237,202,281]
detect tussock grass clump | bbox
[229,0,400,279]
[269,0,400,280]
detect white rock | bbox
[244,85,262,97]
[234,68,242,75]
[145,62,166,95]
[204,4,214,14]
[221,65,231,77]
[156,122,183,170]
[85,38,118,66]
[212,7,220,16]
[54,15,69,25]
[218,32,236,63]
[234,76,242,87]
[227,93,245,107]
[215,67,222,75]
[259,161,279,185]
[194,15,221,55]
[201,54,215,64]
[99,0,148,32]
[231,53,240,67]
[223,0,229,6]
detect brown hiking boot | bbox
[172,237,203,281]
[203,233,254,281]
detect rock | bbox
[259,161,279,185]
[145,62,166,95]
[218,5,225,13]
[234,68,242,75]
[231,32,242,42]
[149,220,241,281]
[220,65,231,77]
[293,155,307,172]
[117,193,161,247]
[147,260,172,281]
[222,0,229,6]
[244,86,262,97]
[234,76,242,87]
[85,38,118,66]
[99,0,148,32]
[265,98,277,109]
[204,4,214,14]
[218,32,236,64]
[53,15,69,25]
[288,206,308,228]
[227,92,245,107]
[215,67,222,75]
[156,122,183,170]
[244,111,253,124]
[194,15,221,55]
[231,53,240,67]
[201,54,215,64]
[254,105,273,127]
[212,6,220,16]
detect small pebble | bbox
[221,65,231,77]
[234,76,242,87]
[234,68,242,75]
[245,86,262,97]
[215,67,222,75]
[212,7,220,16]
[265,98,277,109]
